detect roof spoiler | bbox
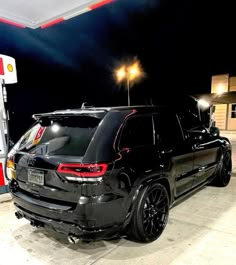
[32,109,108,121]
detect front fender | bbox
[220,137,232,152]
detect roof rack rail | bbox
[81,102,95,109]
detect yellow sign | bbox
[7,64,13,72]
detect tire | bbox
[213,152,232,187]
[128,183,169,243]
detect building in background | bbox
[196,74,236,131]
[211,74,236,130]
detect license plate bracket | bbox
[28,169,44,186]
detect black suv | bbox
[8,103,232,243]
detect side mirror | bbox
[188,128,207,134]
[210,126,220,137]
[187,127,208,141]
[120,147,131,154]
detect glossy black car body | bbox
[9,103,232,243]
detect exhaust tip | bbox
[15,211,23,219]
[68,234,80,244]
[30,220,43,228]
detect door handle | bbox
[199,166,207,172]
[160,148,173,155]
[193,144,204,150]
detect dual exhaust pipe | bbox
[15,211,43,228]
[15,211,80,244]
[15,211,23,219]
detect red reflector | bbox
[32,126,45,145]
[41,18,64,29]
[90,0,114,10]
[0,162,5,186]
[57,163,108,177]
[0,57,4,75]
[34,127,46,141]
[0,18,26,28]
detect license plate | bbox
[28,169,44,185]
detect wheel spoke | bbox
[153,216,162,231]
[146,196,151,206]
[154,190,165,205]
[154,215,162,229]
[155,196,167,208]
[151,218,155,234]
[145,219,152,233]
[156,203,168,213]
[143,206,150,218]
[153,190,158,203]
[150,189,158,204]
[144,217,149,224]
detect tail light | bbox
[6,159,14,169]
[57,163,108,182]
[6,157,16,179]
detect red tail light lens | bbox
[57,163,108,178]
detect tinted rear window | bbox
[16,116,101,156]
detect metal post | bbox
[0,79,8,193]
[2,79,7,103]
[127,77,130,106]
[0,79,7,154]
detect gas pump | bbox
[0,54,17,194]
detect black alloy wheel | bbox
[129,183,169,242]
[220,152,232,186]
[213,152,232,187]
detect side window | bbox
[178,110,202,131]
[231,104,236,118]
[119,115,154,149]
[154,113,184,147]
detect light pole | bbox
[127,76,130,106]
[115,60,143,106]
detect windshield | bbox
[16,115,101,156]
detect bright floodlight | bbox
[217,83,225,95]
[114,59,144,106]
[127,62,141,81]
[116,66,126,82]
[115,60,143,83]
[51,124,60,133]
[198,99,210,109]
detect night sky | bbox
[0,0,236,141]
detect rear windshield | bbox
[16,116,101,156]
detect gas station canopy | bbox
[0,0,113,29]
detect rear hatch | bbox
[10,112,106,205]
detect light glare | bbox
[217,84,225,95]
[116,66,126,82]
[51,124,60,133]
[198,99,210,109]
[127,62,141,81]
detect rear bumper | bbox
[14,204,123,240]
[11,188,129,240]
